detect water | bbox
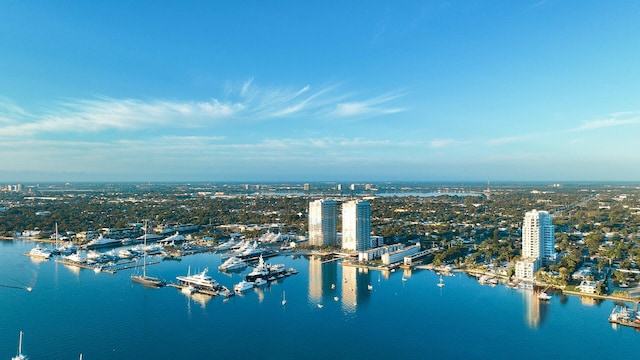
[1,240,639,360]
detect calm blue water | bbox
[1,239,639,360]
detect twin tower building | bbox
[308,199,371,251]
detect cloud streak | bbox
[0,81,406,138]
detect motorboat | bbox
[437,275,445,288]
[12,331,27,360]
[214,239,238,251]
[26,244,52,259]
[62,252,84,264]
[176,267,219,290]
[538,292,552,300]
[245,255,287,282]
[56,242,77,256]
[218,256,248,272]
[83,236,122,250]
[233,280,255,293]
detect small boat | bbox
[367,284,373,291]
[12,331,27,360]
[334,296,339,301]
[181,285,196,294]
[281,290,287,306]
[234,280,254,293]
[317,303,323,309]
[538,292,552,301]
[437,275,445,288]
[331,283,336,290]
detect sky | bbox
[1,1,640,183]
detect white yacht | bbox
[12,331,27,360]
[437,275,445,288]
[233,280,255,293]
[538,292,552,300]
[83,236,122,250]
[218,256,248,272]
[62,252,84,264]
[26,244,52,259]
[176,267,219,290]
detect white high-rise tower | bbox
[308,199,337,247]
[516,209,555,280]
[341,200,371,252]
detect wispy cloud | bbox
[571,112,640,132]
[429,138,459,148]
[332,92,406,117]
[0,81,406,138]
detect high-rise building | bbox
[516,209,555,280]
[341,200,371,252]
[308,199,337,247]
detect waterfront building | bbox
[381,244,421,265]
[308,199,338,247]
[516,210,556,280]
[358,243,404,262]
[341,200,371,252]
[522,209,556,264]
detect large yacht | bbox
[25,244,52,259]
[245,255,287,282]
[233,280,255,293]
[218,256,248,272]
[83,236,122,250]
[176,267,219,290]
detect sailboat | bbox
[131,221,165,288]
[437,275,445,288]
[281,290,286,306]
[12,331,27,360]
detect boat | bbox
[218,256,248,272]
[281,290,286,306]
[214,239,238,251]
[254,278,267,287]
[62,252,84,264]
[83,235,122,250]
[245,255,287,282]
[334,296,339,301]
[367,284,373,291]
[25,244,52,259]
[131,222,166,288]
[12,331,27,360]
[437,275,445,288]
[233,280,255,293]
[317,303,323,309]
[538,292,552,300]
[331,283,336,290]
[176,267,219,291]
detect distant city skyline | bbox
[2,2,640,182]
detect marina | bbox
[2,239,640,359]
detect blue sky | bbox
[1,1,640,182]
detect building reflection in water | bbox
[308,256,337,304]
[523,290,549,329]
[341,266,371,313]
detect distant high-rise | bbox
[516,209,555,279]
[522,209,555,262]
[341,200,371,252]
[308,199,337,247]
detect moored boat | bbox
[12,331,27,360]
[233,280,254,293]
[218,256,248,272]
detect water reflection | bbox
[341,266,371,313]
[522,290,549,329]
[307,258,372,312]
[308,256,337,304]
